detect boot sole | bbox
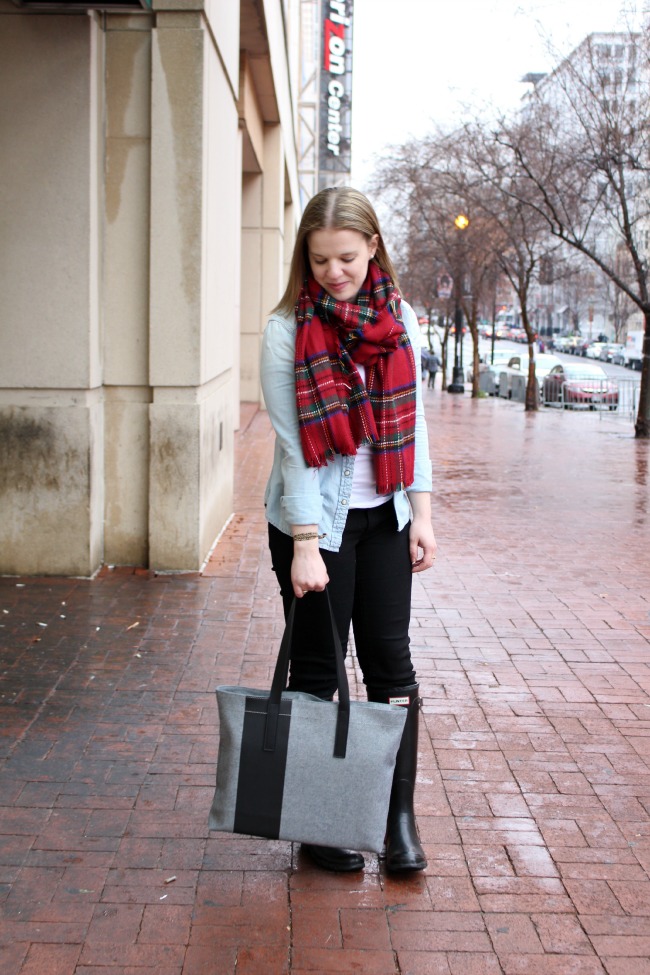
[301,845,365,872]
[386,858,428,873]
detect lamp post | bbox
[447,213,469,394]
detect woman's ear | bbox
[369,234,379,259]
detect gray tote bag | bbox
[208,591,407,853]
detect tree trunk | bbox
[635,311,650,439]
[468,304,480,398]
[441,326,450,389]
[472,339,480,398]
[521,306,539,412]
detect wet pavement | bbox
[1,391,650,975]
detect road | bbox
[475,338,639,382]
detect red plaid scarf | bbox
[294,260,417,494]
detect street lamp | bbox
[447,214,470,393]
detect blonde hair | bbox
[273,186,400,316]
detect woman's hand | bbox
[291,530,329,598]
[408,492,437,573]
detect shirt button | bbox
[341,498,348,506]
[344,469,351,476]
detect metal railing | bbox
[540,377,641,420]
[479,368,641,423]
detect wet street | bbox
[1,390,649,974]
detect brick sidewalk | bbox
[1,393,650,974]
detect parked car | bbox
[562,338,582,355]
[498,353,563,399]
[599,343,626,364]
[584,341,607,359]
[542,362,619,409]
[476,349,525,393]
[510,328,527,343]
[552,336,572,352]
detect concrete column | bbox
[103,16,153,566]
[0,13,104,575]
[148,11,240,570]
[240,124,285,405]
[240,173,264,403]
[261,124,286,329]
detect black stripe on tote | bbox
[233,697,292,838]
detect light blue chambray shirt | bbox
[260,299,433,552]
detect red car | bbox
[542,362,619,409]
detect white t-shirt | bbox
[349,363,393,509]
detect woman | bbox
[260,186,436,874]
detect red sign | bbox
[324,19,345,72]
[319,1,353,182]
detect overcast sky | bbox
[350,0,645,186]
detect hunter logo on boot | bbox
[389,695,410,707]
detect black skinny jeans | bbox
[268,500,416,699]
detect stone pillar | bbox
[240,123,286,405]
[148,10,240,570]
[261,122,286,350]
[0,13,104,575]
[103,15,153,566]
[240,172,264,403]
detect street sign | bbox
[437,273,453,300]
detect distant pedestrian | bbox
[427,352,441,389]
[420,349,429,383]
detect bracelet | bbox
[292,531,326,541]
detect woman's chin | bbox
[326,286,355,301]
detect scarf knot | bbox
[294,261,417,494]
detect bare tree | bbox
[372,135,504,398]
[495,31,650,437]
[372,155,455,382]
[434,122,562,410]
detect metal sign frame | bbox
[318,0,353,189]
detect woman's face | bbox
[307,228,379,303]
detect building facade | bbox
[523,32,646,340]
[0,0,303,574]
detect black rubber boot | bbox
[367,684,427,873]
[301,844,365,872]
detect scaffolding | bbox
[298,0,319,208]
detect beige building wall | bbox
[0,12,105,576]
[0,0,301,575]
[104,17,153,567]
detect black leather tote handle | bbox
[264,588,350,758]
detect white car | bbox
[475,349,526,393]
[498,353,563,397]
